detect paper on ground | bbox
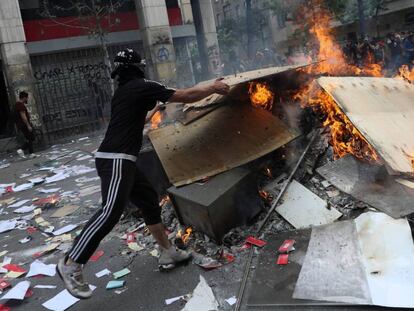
[226,296,237,306]
[26,260,56,277]
[276,180,342,229]
[42,285,96,311]
[14,205,36,214]
[34,285,57,289]
[0,257,12,273]
[181,275,219,311]
[166,295,188,305]
[53,224,78,236]
[95,269,111,278]
[355,212,414,308]
[9,200,30,208]
[13,183,33,192]
[0,281,30,300]
[51,205,79,218]
[0,220,17,233]
[38,188,61,194]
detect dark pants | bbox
[68,158,161,264]
[18,126,35,154]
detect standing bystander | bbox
[15,91,35,156]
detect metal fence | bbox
[31,43,143,143]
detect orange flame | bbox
[150,111,162,129]
[177,227,192,244]
[396,65,414,82]
[248,82,274,110]
[259,190,272,202]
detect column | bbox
[0,0,41,127]
[135,0,177,85]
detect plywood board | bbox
[276,180,342,229]
[183,63,312,111]
[317,155,414,218]
[317,77,414,174]
[149,103,300,186]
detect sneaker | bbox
[158,246,192,271]
[57,258,92,299]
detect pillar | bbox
[135,0,177,85]
[0,0,41,127]
[191,0,222,79]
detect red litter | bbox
[278,239,296,253]
[276,254,289,265]
[25,288,34,298]
[0,280,11,291]
[0,304,11,311]
[3,264,26,273]
[246,236,266,248]
[89,250,104,262]
[126,233,136,244]
[26,227,37,234]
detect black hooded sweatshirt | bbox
[98,66,175,157]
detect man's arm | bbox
[169,79,230,104]
[19,111,32,132]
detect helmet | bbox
[114,48,142,64]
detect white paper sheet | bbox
[45,173,70,184]
[182,276,219,311]
[225,296,237,306]
[95,269,111,278]
[0,281,30,300]
[166,295,186,305]
[53,224,78,236]
[28,177,45,184]
[14,205,36,214]
[9,200,30,208]
[37,188,61,194]
[0,220,17,233]
[26,260,56,277]
[34,285,57,289]
[42,285,96,311]
[0,257,12,273]
[13,183,34,192]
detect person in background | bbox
[15,91,35,157]
[403,33,414,68]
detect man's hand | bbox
[211,78,230,95]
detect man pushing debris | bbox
[57,48,230,299]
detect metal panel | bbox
[317,77,414,175]
[317,155,414,218]
[149,102,300,186]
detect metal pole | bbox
[234,130,318,311]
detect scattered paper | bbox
[79,186,100,197]
[106,280,125,289]
[128,242,143,252]
[166,295,189,305]
[113,268,130,279]
[149,249,159,257]
[181,275,219,311]
[9,200,30,208]
[45,173,70,184]
[95,269,111,278]
[34,285,57,289]
[42,285,96,311]
[14,205,36,214]
[246,236,266,248]
[19,236,32,244]
[0,281,30,300]
[396,178,414,189]
[37,188,61,194]
[0,257,12,274]
[53,224,77,236]
[0,220,16,233]
[12,183,33,192]
[76,155,93,161]
[225,296,237,306]
[89,250,104,262]
[51,205,79,218]
[26,260,56,277]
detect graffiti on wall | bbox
[34,62,110,82]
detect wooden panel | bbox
[149,103,300,186]
[317,77,414,174]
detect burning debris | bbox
[248,82,274,111]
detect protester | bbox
[403,33,414,68]
[15,91,35,156]
[57,48,230,299]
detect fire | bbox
[150,111,162,129]
[177,227,192,244]
[397,65,414,82]
[259,190,272,202]
[248,82,274,110]
[297,84,379,162]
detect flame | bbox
[177,227,192,244]
[259,190,272,202]
[248,82,274,110]
[296,84,379,161]
[150,111,162,129]
[397,65,414,82]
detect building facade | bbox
[0,0,220,144]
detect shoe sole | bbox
[57,261,92,299]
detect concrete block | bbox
[168,167,262,242]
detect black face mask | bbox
[111,64,145,85]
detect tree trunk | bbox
[246,0,255,60]
[357,0,366,37]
